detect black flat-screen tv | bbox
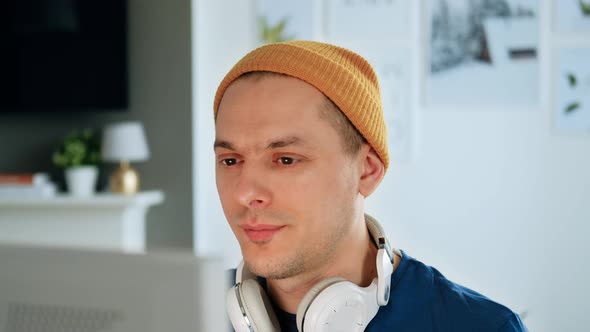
[0,0,128,112]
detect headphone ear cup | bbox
[296,277,346,331]
[237,279,281,332]
[226,284,251,332]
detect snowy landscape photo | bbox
[427,0,539,108]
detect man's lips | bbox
[241,224,285,242]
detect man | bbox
[213,40,527,331]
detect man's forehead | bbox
[214,73,345,155]
[216,73,325,115]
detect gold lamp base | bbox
[110,161,140,195]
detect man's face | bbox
[215,75,362,279]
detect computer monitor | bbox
[0,245,228,332]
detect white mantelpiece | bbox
[0,191,164,252]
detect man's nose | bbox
[234,165,271,209]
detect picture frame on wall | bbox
[369,50,414,162]
[425,0,539,109]
[324,0,416,162]
[324,0,412,44]
[554,48,590,133]
[351,47,414,162]
[554,0,590,33]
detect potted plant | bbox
[52,128,101,196]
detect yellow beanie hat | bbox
[213,40,389,171]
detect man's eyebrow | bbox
[214,136,308,151]
[213,140,234,151]
[267,136,307,149]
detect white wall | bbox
[193,1,590,331]
[129,0,193,249]
[193,0,256,258]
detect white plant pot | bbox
[65,166,98,197]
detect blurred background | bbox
[1,1,589,331]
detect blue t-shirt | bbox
[231,251,527,331]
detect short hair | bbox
[220,71,367,157]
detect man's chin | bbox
[243,256,305,280]
[240,239,280,257]
[243,256,281,278]
[243,260,270,278]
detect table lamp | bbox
[101,122,150,195]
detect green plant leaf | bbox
[565,101,581,114]
[52,128,102,168]
[580,0,590,15]
[259,15,294,44]
[566,72,577,87]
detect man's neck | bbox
[265,217,378,314]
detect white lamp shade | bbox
[101,122,150,162]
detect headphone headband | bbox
[365,214,393,264]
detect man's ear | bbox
[358,146,385,197]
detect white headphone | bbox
[226,215,395,332]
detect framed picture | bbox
[555,0,590,33]
[426,0,539,109]
[324,1,416,161]
[318,42,415,162]
[554,48,590,133]
[363,48,414,162]
[325,0,412,44]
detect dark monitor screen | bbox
[0,0,128,112]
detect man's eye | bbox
[277,157,295,165]
[221,158,238,166]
